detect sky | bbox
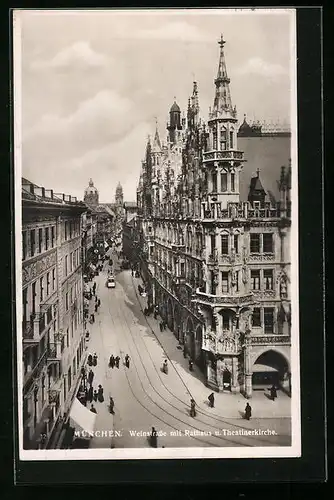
[15,9,295,203]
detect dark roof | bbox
[249,175,265,192]
[170,101,180,113]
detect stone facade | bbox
[135,36,292,398]
[21,179,86,449]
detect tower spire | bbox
[153,117,161,151]
[211,34,235,120]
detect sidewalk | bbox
[132,274,291,420]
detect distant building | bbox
[21,179,86,449]
[238,115,291,138]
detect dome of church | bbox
[85,178,98,194]
[170,101,181,113]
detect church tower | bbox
[84,178,99,208]
[115,182,123,207]
[167,99,183,145]
[203,35,246,212]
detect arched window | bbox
[220,126,227,151]
[229,129,234,149]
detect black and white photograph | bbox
[13,8,300,460]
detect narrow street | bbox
[84,249,291,449]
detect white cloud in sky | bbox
[236,57,287,78]
[31,41,109,70]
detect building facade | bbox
[136,35,292,398]
[22,179,87,449]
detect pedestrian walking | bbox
[190,399,196,418]
[87,354,93,367]
[88,369,94,386]
[95,295,98,303]
[90,313,95,324]
[81,366,86,377]
[94,303,98,313]
[109,397,115,414]
[188,358,193,371]
[183,345,187,358]
[208,392,215,408]
[90,404,97,414]
[159,322,163,332]
[115,356,120,369]
[162,359,168,374]
[109,355,115,369]
[93,353,98,366]
[270,385,277,401]
[93,390,98,402]
[150,427,158,448]
[125,354,130,368]
[97,299,101,308]
[245,402,252,420]
[87,385,93,403]
[97,385,104,403]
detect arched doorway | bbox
[167,299,174,331]
[222,369,232,391]
[194,325,204,369]
[186,317,195,359]
[252,350,290,393]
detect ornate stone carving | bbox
[22,251,57,286]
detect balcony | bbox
[203,150,245,163]
[23,307,53,343]
[250,335,290,345]
[193,289,254,308]
[23,348,48,395]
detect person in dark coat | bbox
[115,356,120,369]
[159,322,163,332]
[93,390,98,402]
[93,353,98,366]
[208,392,215,408]
[245,402,252,420]
[88,369,94,386]
[150,427,158,448]
[90,313,95,324]
[270,385,277,401]
[87,354,93,366]
[94,303,98,313]
[87,385,93,403]
[81,366,86,377]
[125,354,130,368]
[109,397,115,414]
[90,404,97,414]
[97,299,101,308]
[190,399,196,417]
[97,384,104,402]
[162,360,168,374]
[188,359,193,371]
[110,355,115,369]
[95,295,98,303]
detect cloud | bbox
[124,21,211,43]
[24,89,135,143]
[31,41,109,70]
[236,57,287,78]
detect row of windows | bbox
[22,226,56,261]
[209,172,236,193]
[212,128,234,151]
[219,307,276,334]
[64,220,80,242]
[63,248,81,278]
[216,269,274,293]
[22,267,57,324]
[64,281,81,312]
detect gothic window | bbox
[65,292,69,311]
[229,130,234,149]
[250,234,260,253]
[221,271,229,293]
[221,235,229,255]
[263,233,274,253]
[221,173,227,192]
[32,282,36,315]
[264,308,275,334]
[213,128,217,150]
[252,307,261,326]
[264,269,274,290]
[222,312,229,330]
[251,270,261,290]
[212,173,217,192]
[234,234,239,253]
[231,173,235,192]
[220,127,227,150]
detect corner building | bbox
[22,179,86,449]
[137,35,292,398]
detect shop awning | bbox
[69,398,96,434]
[252,364,278,373]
